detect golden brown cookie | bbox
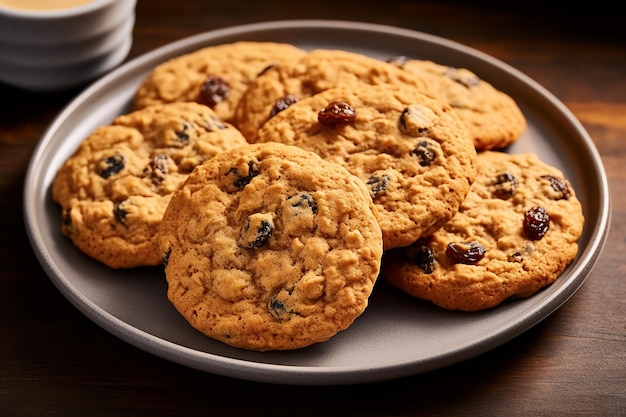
[52,102,248,268]
[234,48,440,141]
[388,58,527,150]
[255,84,476,250]
[159,142,383,351]
[382,151,584,311]
[133,41,307,122]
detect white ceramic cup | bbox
[0,0,136,92]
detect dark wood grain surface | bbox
[1,1,624,416]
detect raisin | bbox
[268,291,295,321]
[399,104,435,136]
[523,206,550,240]
[175,121,192,143]
[239,213,274,249]
[268,298,288,320]
[444,67,480,88]
[270,94,299,118]
[367,175,389,197]
[493,172,518,199]
[96,152,125,179]
[113,200,129,224]
[283,193,317,235]
[200,75,229,107]
[409,241,436,274]
[287,192,318,214]
[386,55,410,67]
[540,175,571,200]
[446,241,486,265]
[145,154,172,184]
[227,160,260,189]
[317,101,356,125]
[410,140,438,167]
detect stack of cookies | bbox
[52,41,584,351]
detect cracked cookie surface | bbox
[159,142,383,351]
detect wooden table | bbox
[2,1,624,415]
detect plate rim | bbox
[23,19,612,385]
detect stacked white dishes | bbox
[0,0,135,92]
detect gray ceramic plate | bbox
[23,20,611,385]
